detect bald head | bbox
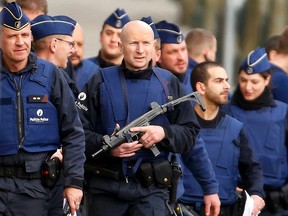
[120,20,154,43]
[70,23,84,67]
[119,20,155,70]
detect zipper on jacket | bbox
[13,75,24,148]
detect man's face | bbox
[54,35,75,68]
[100,24,122,59]
[0,25,32,70]
[69,24,84,67]
[203,66,230,106]
[119,23,154,70]
[158,41,188,75]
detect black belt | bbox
[0,166,41,179]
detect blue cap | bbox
[240,47,271,74]
[0,2,30,31]
[31,15,76,41]
[155,20,184,44]
[104,8,130,29]
[140,16,159,39]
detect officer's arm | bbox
[76,72,106,157]
[238,129,265,199]
[50,68,85,190]
[160,75,200,154]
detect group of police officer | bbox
[1,1,288,216]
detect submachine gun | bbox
[92,91,206,158]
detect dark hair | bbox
[277,28,288,55]
[190,61,223,90]
[264,35,280,56]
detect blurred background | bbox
[27,0,288,87]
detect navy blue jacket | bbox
[0,51,85,194]
[76,63,200,175]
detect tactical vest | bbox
[98,66,172,175]
[229,102,288,187]
[0,59,60,155]
[73,59,99,91]
[181,115,242,205]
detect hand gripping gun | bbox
[91,91,206,158]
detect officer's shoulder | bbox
[85,56,97,64]
[221,109,244,128]
[36,57,58,70]
[82,59,100,72]
[36,57,60,76]
[153,66,177,80]
[274,99,288,110]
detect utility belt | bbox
[265,183,288,213]
[85,158,174,188]
[0,166,41,179]
[0,157,61,188]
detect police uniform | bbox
[226,47,288,215]
[177,136,218,198]
[31,15,80,99]
[0,3,85,215]
[156,20,193,94]
[30,15,85,215]
[76,61,200,216]
[153,21,219,210]
[86,8,131,68]
[179,109,264,215]
[270,63,288,104]
[70,59,100,92]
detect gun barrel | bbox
[91,148,104,157]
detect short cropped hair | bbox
[190,61,223,91]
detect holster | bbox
[41,157,61,188]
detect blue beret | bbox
[140,16,159,39]
[155,20,184,44]
[240,47,271,74]
[104,8,130,29]
[0,2,30,31]
[31,15,76,41]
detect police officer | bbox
[76,20,200,216]
[0,2,85,215]
[31,14,79,98]
[86,8,131,68]
[185,28,217,71]
[226,47,288,215]
[155,20,192,93]
[69,23,100,91]
[265,28,288,104]
[148,19,220,215]
[30,14,82,215]
[182,61,265,216]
